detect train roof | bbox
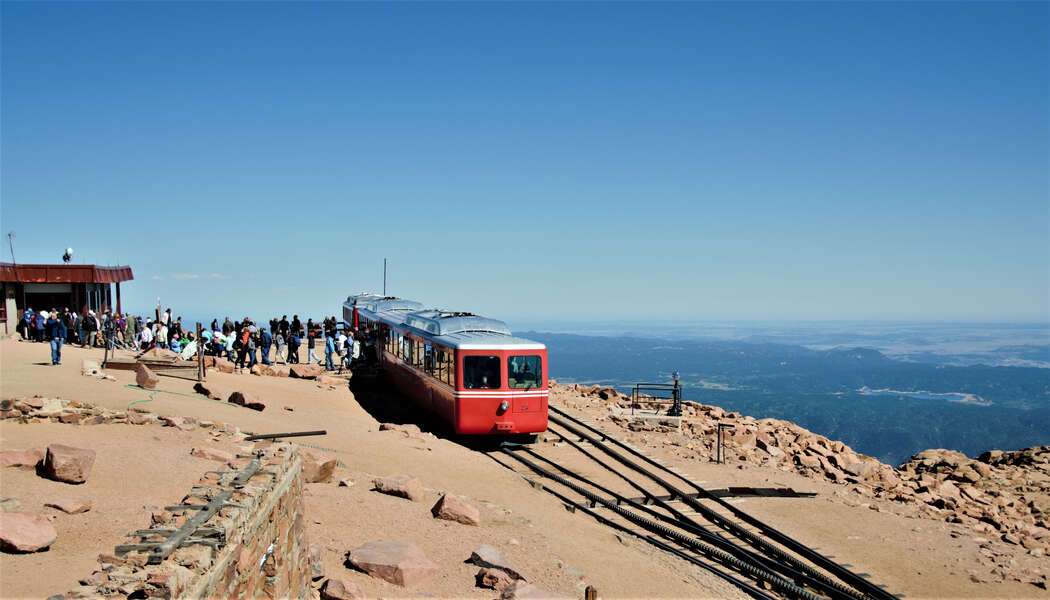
[345,293,424,314]
[350,298,545,351]
[402,310,543,350]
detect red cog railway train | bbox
[343,294,549,436]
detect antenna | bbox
[383,258,387,296]
[6,232,15,264]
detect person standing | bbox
[291,315,302,338]
[33,310,47,342]
[259,327,273,365]
[307,330,321,365]
[81,310,98,347]
[64,309,77,344]
[17,307,33,340]
[288,330,300,364]
[137,323,153,350]
[46,309,66,365]
[274,330,286,364]
[324,331,335,371]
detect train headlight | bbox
[499,401,509,412]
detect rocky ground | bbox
[552,382,1050,592]
[1,337,1048,599]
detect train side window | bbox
[463,356,500,389]
[508,355,542,389]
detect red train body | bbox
[344,294,548,435]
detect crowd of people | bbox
[17,307,371,373]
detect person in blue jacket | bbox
[324,332,335,371]
[46,309,67,365]
[34,311,47,342]
[259,328,273,365]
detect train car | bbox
[343,294,548,435]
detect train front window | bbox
[464,356,500,389]
[508,355,542,389]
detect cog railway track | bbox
[490,405,899,600]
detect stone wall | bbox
[60,443,310,599]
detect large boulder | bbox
[431,494,480,526]
[0,512,57,552]
[290,364,324,379]
[348,540,438,587]
[271,365,291,377]
[1,448,45,470]
[300,448,338,483]
[43,444,96,484]
[227,391,266,411]
[135,363,159,389]
[372,476,425,502]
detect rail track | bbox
[490,405,898,600]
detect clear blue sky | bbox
[2,2,1047,324]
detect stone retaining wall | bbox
[60,443,310,599]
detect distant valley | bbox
[520,328,1050,466]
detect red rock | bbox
[379,423,423,438]
[372,476,425,502]
[316,375,344,387]
[190,447,235,462]
[1,448,44,470]
[477,567,515,591]
[23,397,45,410]
[135,363,159,389]
[500,582,570,600]
[290,364,324,379]
[213,357,235,373]
[193,382,226,401]
[43,444,96,484]
[300,447,338,483]
[0,512,57,552]
[348,540,438,587]
[431,494,480,526]
[44,498,92,514]
[227,391,266,411]
[320,578,366,600]
[271,365,291,377]
[467,545,527,581]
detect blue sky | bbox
[2,2,1047,324]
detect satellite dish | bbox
[62,248,73,263]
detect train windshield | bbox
[508,355,542,389]
[464,356,500,389]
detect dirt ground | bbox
[1,338,1047,599]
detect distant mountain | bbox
[521,331,1050,465]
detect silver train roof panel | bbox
[345,295,424,314]
[403,310,512,337]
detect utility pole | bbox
[383,258,387,296]
[7,232,15,265]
